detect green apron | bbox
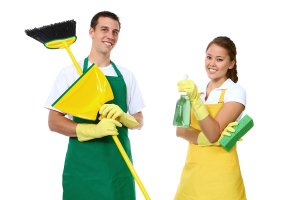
[62,58,135,200]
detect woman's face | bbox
[205,44,235,82]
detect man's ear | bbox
[89,28,94,38]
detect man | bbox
[45,11,144,200]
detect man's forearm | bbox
[48,110,77,137]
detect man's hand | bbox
[100,104,139,129]
[76,118,122,142]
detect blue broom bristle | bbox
[25,20,76,44]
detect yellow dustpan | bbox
[52,65,114,120]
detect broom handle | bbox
[112,135,151,200]
[64,45,83,75]
[65,47,151,199]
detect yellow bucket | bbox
[52,65,114,120]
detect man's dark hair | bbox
[90,11,121,30]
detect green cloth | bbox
[62,58,135,200]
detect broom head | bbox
[25,20,77,49]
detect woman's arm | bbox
[176,127,199,144]
[177,79,245,144]
[199,102,244,143]
[176,102,244,144]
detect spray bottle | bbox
[173,75,190,128]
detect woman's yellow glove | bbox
[100,104,139,128]
[197,132,215,146]
[76,118,122,142]
[177,79,209,121]
[217,121,241,142]
[222,122,238,136]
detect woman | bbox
[174,36,247,200]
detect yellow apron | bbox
[175,90,246,200]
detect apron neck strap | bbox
[83,57,94,73]
[110,61,122,78]
[218,89,227,103]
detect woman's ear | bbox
[229,60,235,69]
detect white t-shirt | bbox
[44,60,145,116]
[199,78,246,119]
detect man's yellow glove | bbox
[99,104,139,129]
[177,79,209,121]
[76,118,122,142]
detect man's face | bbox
[89,17,120,55]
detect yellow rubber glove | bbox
[177,79,209,121]
[99,104,139,129]
[76,118,122,142]
[197,132,215,146]
[217,121,239,143]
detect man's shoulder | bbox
[60,61,83,74]
[115,64,135,78]
[115,64,131,72]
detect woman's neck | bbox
[209,77,228,90]
[205,77,228,100]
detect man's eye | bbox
[113,30,119,36]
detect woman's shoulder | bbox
[224,80,246,105]
[227,81,246,94]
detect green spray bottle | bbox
[173,75,190,128]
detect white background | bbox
[1,0,300,199]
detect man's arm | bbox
[132,111,143,130]
[48,110,77,137]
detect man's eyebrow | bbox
[99,26,119,31]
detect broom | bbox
[25,20,82,75]
[25,20,151,200]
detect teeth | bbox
[209,68,217,73]
[104,42,112,46]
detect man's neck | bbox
[88,52,111,67]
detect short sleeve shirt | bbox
[199,78,246,106]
